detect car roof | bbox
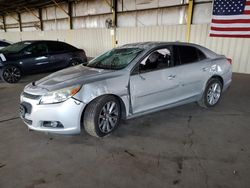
[121,41,204,49]
[121,41,218,58]
[19,40,64,44]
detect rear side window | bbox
[48,42,76,53]
[197,49,206,61]
[48,42,65,52]
[178,46,198,64]
[174,45,207,66]
[62,43,77,51]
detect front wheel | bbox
[84,95,121,137]
[198,78,222,108]
[1,66,22,83]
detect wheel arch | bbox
[198,75,224,108]
[68,58,80,66]
[203,75,224,92]
[0,64,23,83]
[2,63,24,74]
[80,94,127,126]
[199,75,224,101]
[210,75,224,88]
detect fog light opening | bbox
[42,121,64,128]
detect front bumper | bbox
[20,96,85,134]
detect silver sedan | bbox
[20,42,232,137]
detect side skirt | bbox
[126,96,198,120]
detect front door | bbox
[21,43,50,73]
[129,47,181,114]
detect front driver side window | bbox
[25,43,48,55]
[139,48,172,73]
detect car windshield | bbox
[87,48,143,70]
[0,42,31,53]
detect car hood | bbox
[24,65,121,95]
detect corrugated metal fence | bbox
[0,29,112,58]
[1,24,250,73]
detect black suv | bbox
[0,40,87,83]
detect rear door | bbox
[47,41,72,70]
[129,47,181,114]
[21,42,50,73]
[172,45,211,100]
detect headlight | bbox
[39,85,81,104]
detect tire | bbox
[84,95,121,137]
[0,65,22,83]
[70,59,81,66]
[198,78,223,108]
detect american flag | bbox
[210,0,250,38]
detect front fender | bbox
[74,74,131,117]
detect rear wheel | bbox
[1,65,22,83]
[84,95,121,137]
[198,78,222,108]
[70,59,81,66]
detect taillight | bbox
[227,58,232,65]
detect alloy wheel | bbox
[98,101,119,133]
[71,60,80,66]
[3,66,21,83]
[207,83,221,105]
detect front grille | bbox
[21,102,32,114]
[22,92,41,100]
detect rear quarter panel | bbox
[205,57,232,92]
[65,50,87,65]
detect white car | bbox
[20,42,232,137]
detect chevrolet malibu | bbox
[20,42,232,137]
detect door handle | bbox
[139,73,146,80]
[35,56,48,60]
[36,61,50,65]
[168,75,176,80]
